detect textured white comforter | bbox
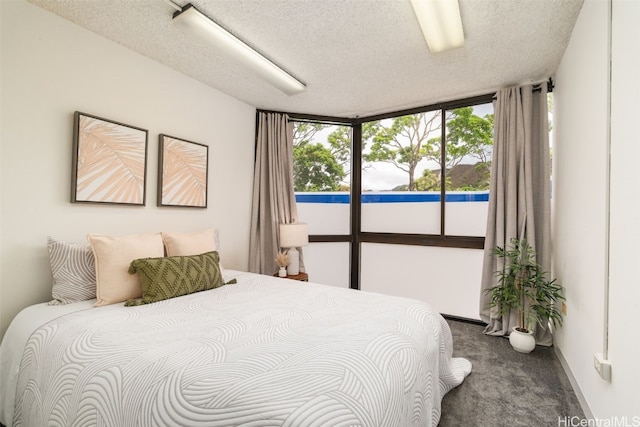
[6,271,471,426]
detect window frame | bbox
[268,92,496,289]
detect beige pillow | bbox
[88,233,164,306]
[162,228,218,256]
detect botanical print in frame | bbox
[71,111,148,205]
[158,134,208,208]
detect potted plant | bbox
[275,250,290,277]
[484,238,565,353]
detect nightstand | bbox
[274,272,309,282]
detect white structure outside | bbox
[296,191,488,320]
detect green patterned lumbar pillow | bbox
[126,251,226,306]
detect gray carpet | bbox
[440,319,585,427]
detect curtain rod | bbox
[256,108,355,125]
[533,77,554,93]
[492,78,554,100]
[261,79,553,122]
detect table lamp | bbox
[279,223,308,275]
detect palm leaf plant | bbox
[485,238,565,333]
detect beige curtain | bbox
[479,82,552,346]
[249,112,302,275]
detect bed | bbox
[0,269,470,426]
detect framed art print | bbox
[158,134,208,208]
[71,111,148,205]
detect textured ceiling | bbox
[26,0,583,118]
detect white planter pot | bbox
[278,268,287,277]
[509,327,536,353]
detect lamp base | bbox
[287,247,300,275]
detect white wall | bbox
[553,0,640,418]
[607,0,640,416]
[361,243,483,320]
[0,1,256,340]
[303,242,350,288]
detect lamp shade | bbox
[279,223,308,248]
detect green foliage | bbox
[485,239,565,332]
[292,122,352,191]
[291,107,494,192]
[364,108,494,191]
[293,122,324,145]
[414,169,441,191]
[293,142,345,191]
[471,161,491,190]
[293,122,351,191]
[326,126,351,167]
[445,107,494,167]
[364,112,441,191]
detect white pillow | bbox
[47,237,96,305]
[161,228,219,256]
[88,233,164,306]
[162,228,226,277]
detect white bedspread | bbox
[2,271,471,426]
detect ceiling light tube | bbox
[173,4,306,95]
[410,0,464,53]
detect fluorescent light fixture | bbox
[410,0,465,53]
[172,4,306,95]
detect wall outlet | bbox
[594,353,612,381]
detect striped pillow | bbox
[47,237,96,305]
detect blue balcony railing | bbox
[295,192,489,204]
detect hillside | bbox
[391,162,490,191]
[444,163,490,189]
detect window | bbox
[359,98,494,243]
[285,93,495,292]
[444,103,493,237]
[292,120,353,289]
[292,121,352,236]
[361,110,442,235]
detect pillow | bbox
[162,228,226,277]
[125,251,225,306]
[47,237,96,305]
[161,228,219,256]
[88,233,164,306]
